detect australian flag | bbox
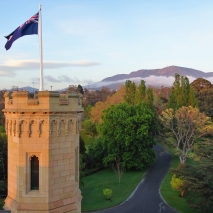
[5,12,39,50]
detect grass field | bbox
[80,165,151,212]
[160,156,203,213]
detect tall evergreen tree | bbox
[124,80,136,105]
[145,88,154,108]
[168,74,197,110]
[124,80,154,108]
[135,80,146,104]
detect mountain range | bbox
[16,66,213,92]
[84,66,213,90]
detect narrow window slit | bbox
[30,156,39,190]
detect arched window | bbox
[30,156,39,190]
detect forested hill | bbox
[102,66,213,82]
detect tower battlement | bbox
[4,90,83,113]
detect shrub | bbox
[170,174,186,197]
[103,188,112,200]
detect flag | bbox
[5,12,39,50]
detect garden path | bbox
[83,145,179,213]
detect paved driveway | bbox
[84,145,179,213]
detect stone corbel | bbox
[18,120,24,138]
[29,120,34,138]
[60,119,65,136]
[13,120,16,136]
[65,118,70,136]
[38,120,44,137]
[68,118,73,135]
[9,120,12,136]
[56,118,60,137]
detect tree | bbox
[145,87,154,108]
[124,80,136,105]
[168,74,197,110]
[124,80,155,108]
[82,105,92,120]
[112,158,124,184]
[83,138,106,171]
[0,128,7,180]
[77,84,84,94]
[135,80,146,104]
[172,139,213,211]
[191,78,213,119]
[0,128,7,196]
[191,78,212,92]
[81,120,97,138]
[0,90,6,126]
[159,106,213,164]
[79,136,86,155]
[90,85,125,124]
[99,103,156,171]
[82,87,116,107]
[170,174,186,197]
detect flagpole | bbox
[39,4,44,91]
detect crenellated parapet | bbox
[3,90,83,139]
[4,90,83,113]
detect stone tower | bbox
[3,89,83,213]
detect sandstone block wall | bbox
[3,90,83,213]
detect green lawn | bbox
[160,156,203,213]
[0,198,4,210]
[81,166,151,212]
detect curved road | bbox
[84,145,179,213]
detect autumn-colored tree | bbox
[90,101,107,124]
[191,78,213,119]
[160,106,213,164]
[168,74,197,110]
[90,86,125,124]
[191,78,212,92]
[90,81,155,124]
[82,87,115,107]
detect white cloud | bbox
[0,59,100,76]
[45,75,61,83]
[0,69,15,76]
[89,75,213,88]
[31,74,95,85]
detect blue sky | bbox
[0,0,213,90]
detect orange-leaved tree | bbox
[90,85,125,124]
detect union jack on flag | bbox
[25,13,39,24]
[4,11,39,50]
